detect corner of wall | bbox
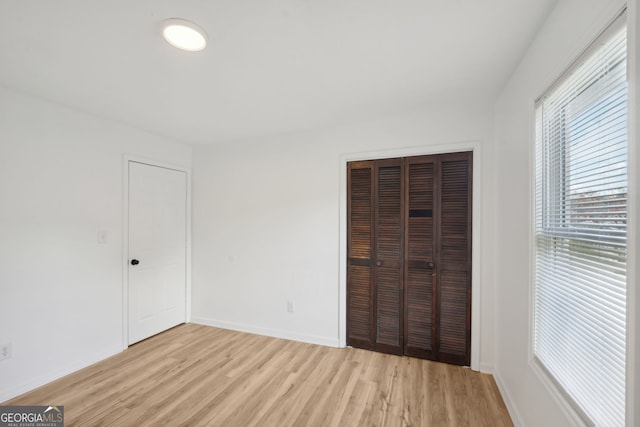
[0,345,122,403]
[190,316,340,348]
[492,369,525,427]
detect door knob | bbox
[376,260,383,267]
[131,259,140,266]
[427,261,434,269]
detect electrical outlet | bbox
[0,343,11,361]
[287,300,295,314]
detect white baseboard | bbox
[493,369,525,427]
[0,345,123,403]
[190,316,340,348]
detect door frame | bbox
[122,155,192,349]
[339,142,482,371]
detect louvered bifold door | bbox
[404,156,436,359]
[347,161,375,350]
[437,152,472,366]
[373,159,404,355]
[348,153,471,365]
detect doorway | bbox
[126,160,188,345]
[346,152,472,366]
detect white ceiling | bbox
[0,0,556,144]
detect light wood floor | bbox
[4,324,513,426]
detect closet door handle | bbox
[376,260,383,267]
[427,261,434,269]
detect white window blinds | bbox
[534,16,627,427]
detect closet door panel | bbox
[404,159,436,358]
[437,154,472,365]
[347,163,375,348]
[374,161,403,353]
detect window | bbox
[534,15,627,427]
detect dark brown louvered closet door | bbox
[404,156,436,360]
[346,162,374,350]
[437,153,472,365]
[346,159,404,355]
[373,159,404,355]
[347,152,472,366]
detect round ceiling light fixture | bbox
[162,19,207,52]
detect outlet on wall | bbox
[287,300,295,314]
[0,343,11,361]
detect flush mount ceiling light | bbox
[162,19,207,52]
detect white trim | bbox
[529,361,591,427]
[626,1,638,426]
[527,97,537,376]
[191,316,340,348]
[122,155,192,349]
[493,370,525,427]
[528,6,633,425]
[338,141,483,371]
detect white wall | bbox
[192,104,498,369]
[0,86,192,402]
[493,0,633,425]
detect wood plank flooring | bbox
[4,324,513,426]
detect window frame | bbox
[530,9,628,427]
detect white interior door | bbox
[128,161,187,345]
